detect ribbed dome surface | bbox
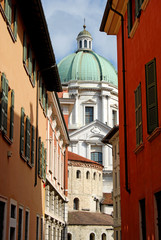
[78,29,92,37]
[58,51,118,86]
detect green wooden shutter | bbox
[10,90,14,141]
[135,0,141,18]
[4,77,8,135]
[28,46,32,77]
[13,5,17,40]
[135,84,142,145]
[145,58,158,134]
[38,137,41,175]
[39,76,42,101]
[20,107,25,156]
[0,74,6,131]
[8,0,12,24]
[41,142,44,178]
[127,0,132,37]
[25,117,30,162]
[45,92,48,115]
[44,148,47,181]
[42,84,45,110]
[4,0,8,18]
[23,32,27,63]
[33,60,36,86]
[31,125,35,166]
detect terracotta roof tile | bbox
[68,211,113,226]
[68,151,103,167]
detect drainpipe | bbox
[109,2,130,193]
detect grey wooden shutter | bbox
[25,117,30,161]
[41,142,44,178]
[33,60,36,86]
[45,92,48,115]
[38,137,41,175]
[135,0,139,17]
[145,58,158,134]
[135,84,142,145]
[127,0,132,37]
[39,76,42,101]
[28,46,32,77]
[42,85,45,110]
[13,5,17,40]
[20,107,25,156]
[0,74,6,131]
[10,90,14,141]
[44,148,47,181]
[23,32,27,63]
[31,125,35,166]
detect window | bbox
[25,210,29,240]
[76,170,81,179]
[20,108,35,166]
[38,137,47,180]
[84,40,87,48]
[0,73,14,143]
[0,198,7,240]
[89,41,91,49]
[91,152,102,165]
[115,172,117,189]
[18,207,23,240]
[145,58,158,134]
[39,76,48,115]
[93,172,96,180]
[90,233,95,240]
[116,231,118,240]
[4,0,18,41]
[40,218,43,240]
[135,83,143,145]
[85,107,93,124]
[139,199,146,240]
[155,191,161,239]
[36,216,39,240]
[9,200,17,240]
[73,198,79,210]
[102,233,106,240]
[23,32,36,86]
[86,171,90,179]
[68,233,72,240]
[112,110,117,126]
[79,40,82,48]
[115,201,118,218]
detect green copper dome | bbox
[58,50,118,86]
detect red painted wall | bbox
[117,0,161,239]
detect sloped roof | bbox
[101,193,113,205]
[68,151,103,167]
[68,211,113,226]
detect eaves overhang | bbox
[100,0,128,35]
[102,125,119,144]
[17,0,62,92]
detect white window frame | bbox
[9,199,17,240]
[0,196,7,240]
[84,105,95,125]
[18,205,24,240]
[25,208,30,240]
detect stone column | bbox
[51,191,55,214]
[45,185,50,211]
[86,143,91,159]
[55,195,59,217]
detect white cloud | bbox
[41,0,117,69]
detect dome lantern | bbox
[76,21,93,52]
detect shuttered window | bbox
[20,108,35,166]
[145,58,158,134]
[39,76,48,115]
[135,83,143,145]
[38,137,46,180]
[135,0,144,17]
[0,73,14,143]
[127,0,133,36]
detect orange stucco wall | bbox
[116,0,161,239]
[0,3,46,239]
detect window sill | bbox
[141,0,150,11]
[147,127,161,142]
[7,24,17,43]
[129,18,139,38]
[27,162,33,168]
[2,132,13,145]
[23,63,35,88]
[20,153,27,162]
[134,142,144,155]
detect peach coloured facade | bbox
[0,1,65,239]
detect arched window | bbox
[86,171,90,179]
[93,172,96,180]
[76,170,81,179]
[99,173,101,181]
[79,40,82,48]
[89,41,91,49]
[73,198,79,210]
[102,233,106,240]
[90,233,95,240]
[68,233,72,240]
[84,40,87,48]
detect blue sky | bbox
[41,0,117,69]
